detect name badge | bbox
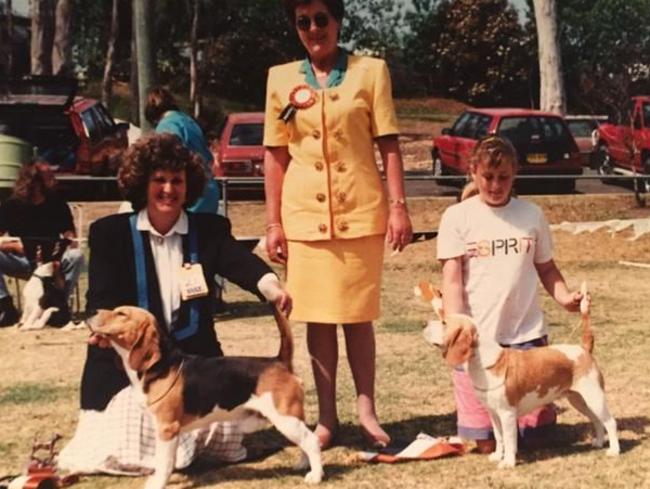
[179,263,209,301]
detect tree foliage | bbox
[403,0,533,105]
[526,0,650,117]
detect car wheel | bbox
[431,149,443,178]
[638,156,650,194]
[596,144,613,184]
[559,178,576,194]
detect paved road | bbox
[404,168,636,198]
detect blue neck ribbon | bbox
[129,213,200,341]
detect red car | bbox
[213,112,265,177]
[0,75,128,175]
[432,108,583,192]
[565,115,609,168]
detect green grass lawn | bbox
[1,197,649,488]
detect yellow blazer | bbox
[264,55,399,241]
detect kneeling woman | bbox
[60,133,291,474]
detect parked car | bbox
[213,112,265,177]
[0,75,128,176]
[432,108,583,192]
[565,115,609,168]
[594,96,650,192]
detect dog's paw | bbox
[498,457,516,469]
[606,446,620,457]
[294,452,310,471]
[304,469,324,484]
[592,438,604,448]
[488,451,503,463]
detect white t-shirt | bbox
[437,196,554,345]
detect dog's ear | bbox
[128,318,161,372]
[444,327,474,367]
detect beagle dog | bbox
[18,240,71,331]
[416,281,620,468]
[87,305,323,488]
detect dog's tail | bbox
[273,305,294,373]
[580,281,594,353]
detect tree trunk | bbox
[31,0,54,75]
[133,0,154,132]
[189,0,201,118]
[52,0,73,76]
[130,15,139,124]
[5,0,13,75]
[533,0,565,115]
[101,0,119,106]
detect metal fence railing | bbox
[48,172,649,210]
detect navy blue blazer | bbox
[80,212,272,410]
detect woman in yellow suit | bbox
[264,0,412,449]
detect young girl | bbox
[437,136,583,453]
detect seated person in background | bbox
[0,162,84,326]
[59,133,291,475]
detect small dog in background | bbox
[416,281,620,468]
[18,239,71,330]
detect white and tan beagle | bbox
[416,281,620,468]
[87,305,323,488]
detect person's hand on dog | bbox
[559,289,584,313]
[273,290,292,317]
[258,274,292,317]
[88,333,111,348]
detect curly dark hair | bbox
[283,0,344,25]
[144,87,179,125]
[11,161,57,203]
[117,133,206,211]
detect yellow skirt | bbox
[286,235,385,324]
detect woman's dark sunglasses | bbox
[296,12,330,31]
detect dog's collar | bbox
[471,378,506,392]
[146,359,185,406]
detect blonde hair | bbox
[460,136,518,201]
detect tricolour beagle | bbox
[416,281,620,468]
[87,305,323,488]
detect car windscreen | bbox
[229,123,263,146]
[498,116,575,149]
[566,119,596,137]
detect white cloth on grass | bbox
[58,386,246,475]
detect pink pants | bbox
[452,335,556,440]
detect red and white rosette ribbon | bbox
[289,84,316,109]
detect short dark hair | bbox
[283,0,345,25]
[117,133,206,211]
[144,87,178,125]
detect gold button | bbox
[316,193,326,203]
[314,161,324,171]
[312,129,321,139]
[330,92,339,101]
[338,221,349,232]
[334,130,343,140]
[318,223,328,233]
[337,192,346,203]
[337,163,347,172]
